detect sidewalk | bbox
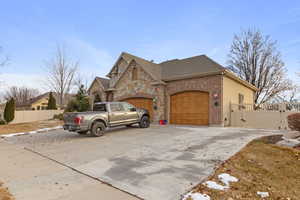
[0,141,137,200]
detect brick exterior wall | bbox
[112,62,165,122]
[165,75,223,125]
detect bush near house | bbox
[47,92,57,110]
[53,113,64,120]
[4,98,15,123]
[287,113,300,131]
[65,85,91,112]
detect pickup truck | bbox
[63,102,150,137]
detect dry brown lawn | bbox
[0,120,63,135]
[188,135,300,200]
[0,182,14,200]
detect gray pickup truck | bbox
[63,102,150,137]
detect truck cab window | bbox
[93,104,107,111]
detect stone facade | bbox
[89,80,106,103]
[113,61,165,121]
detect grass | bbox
[188,135,300,200]
[0,120,63,135]
[0,182,14,200]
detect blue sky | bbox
[0,0,299,91]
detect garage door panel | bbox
[170,91,209,125]
[123,98,153,120]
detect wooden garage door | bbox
[123,98,153,120]
[170,91,209,125]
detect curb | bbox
[0,126,63,138]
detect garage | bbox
[122,98,153,120]
[170,91,209,125]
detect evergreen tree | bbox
[4,98,15,123]
[65,85,91,112]
[47,92,57,110]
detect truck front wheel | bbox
[139,116,150,128]
[91,121,105,137]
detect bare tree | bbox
[0,46,9,87]
[0,46,9,67]
[74,73,90,91]
[44,46,78,107]
[4,86,40,105]
[227,29,293,106]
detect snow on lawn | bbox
[257,191,269,198]
[218,173,239,186]
[182,192,211,200]
[182,173,239,200]
[203,181,228,190]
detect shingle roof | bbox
[95,77,110,89]
[121,52,162,81]
[102,52,257,91]
[160,55,225,80]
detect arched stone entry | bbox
[94,94,102,103]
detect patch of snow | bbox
[257,191,269,198]
[1,132,27,138]
[218,173,239,186]
[203,181,228,190]
[183,192,210,200]
[1,126,63,138]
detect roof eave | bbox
[162,71,223,82]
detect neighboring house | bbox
[16,92,74,110]
[88,52,257,126]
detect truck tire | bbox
[91,121,105,137]
[139,116,150,128]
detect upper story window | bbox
[132,67,138,80]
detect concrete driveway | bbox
[1,125,281,200]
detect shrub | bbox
[65,85,91,112]
[53,113,64,120]
[4,98,15,123]
[47,92,57,110]
[0,119,6,125]
[287,113,300,131]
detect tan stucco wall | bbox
[11,110,63,124]
[222,76,255,126]
[231,111,298,130]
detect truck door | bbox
[109,103,126,126]
[122,102,139,123]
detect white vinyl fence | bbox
[230,103,300,130]
[11,110,63,124]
